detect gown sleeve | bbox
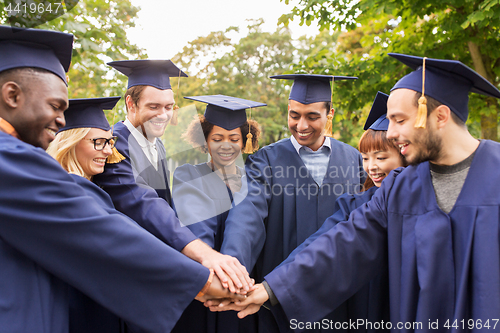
[0,142,209,333]
[219,150,270,270]
[280,187,377,267]
[94,128,197,251]
[264,173,396,325]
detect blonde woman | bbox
[48,98,122,181]
[48,96,244,333]
[47,97,127,333]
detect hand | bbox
[182,239,252,293]
[195,274,246,303]
[207,283,269,318]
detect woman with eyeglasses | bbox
[47,97,128,333]
[48,98,122,181]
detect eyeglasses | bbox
[87,136,118,151]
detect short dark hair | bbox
[182,115,261,153]
[124,85,147,112]
[413,91,465,127]
[324,101,331,115]
[0,67,52,93]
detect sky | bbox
[127,0,321,59]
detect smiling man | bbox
[220,54,500,333]
[0,26,241,333]
[94,60,252,293]
[217,74,363,332]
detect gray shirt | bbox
[430,150,476,214]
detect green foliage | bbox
[172,19,308,152]
[1,0,146,125]
[279,0,500,141]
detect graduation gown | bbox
[67,174,125,333]
[266,139,500,333]
[0,132,208,333]
[220,137,364,332]
[171,163,257,333]
[94,121,196,251]
[278,186,390,333]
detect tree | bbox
[171,19,304,153]
[279,0,500,141]
[0,0,146,123]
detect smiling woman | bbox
[47,97,123,180]
[171,94,264,333]
[46,97,131,332]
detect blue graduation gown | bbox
[67,174,124,333]
[277,186,389,333]
[172,163,248,248]
[220,137,364,332]
[266,140,500,333]
[0,132,209,333]
[94,121,197,251]
[171,163,257,333]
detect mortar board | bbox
[0,25,73,84]
[184,94,266,130]
[270,74,357,104]
[107,59,187,90]
[363,92,389,131]
[389,53,500,123]
[58,97,121,133]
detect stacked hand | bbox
[182,239,253,294]
[203,283,269,318]
[195,273,249,303]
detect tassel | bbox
[170,105,179,126]
[107,147,126,164]
[415,96,427,128]
[324,112,334,138]
[243,132,254,154]
[415,57,428,129]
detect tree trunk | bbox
[468,41,498,141]
[480,97,498,141]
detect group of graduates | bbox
[1,22,500,333]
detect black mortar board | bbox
[58,97,121,133]
[363,92,389,131]
[270,74,357,104]
[0,25,73,84]
[389,53,500,122]
[184,94,266,130]
[107,60,187,90]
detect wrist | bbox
[182,239,207,262]
[197,268,215,298]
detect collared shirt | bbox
[0,117,20,139]
[290,135,331,186]
[123,118,158,169]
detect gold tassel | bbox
[243,107,256,154]
[415,57,428,128]
[415,97,427,128]
[170,105,179,126]
[243,133,254,154]
[324,112,334,138]
[106,147,126,164]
